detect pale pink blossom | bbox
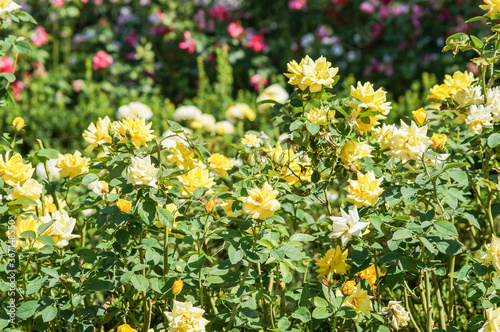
[227,22,244,38]
[0,56,14,74]
[31,26,49,47]
[179,31,196,53]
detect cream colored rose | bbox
[0,0,21,19]
[41,211,80,248]
[127,156,159,188]
[7,178,43,203]
[225,103,256,123]
[164,300,210,332]
[385,120,432,163]
[382,301,410,330]
[480,307,500,332]
[482,235,500,274]
[117,102,153,120]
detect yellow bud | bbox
[12,117,25,131]
[116,199,132,213]
[117,324,138,332]
[432,134,447,151]
[172,279,184,295]
[412,108,427,126]
[342,280,356,295]
[205,198,216,213]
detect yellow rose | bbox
[351,108,380,134]
[431,134,447,151]
[12,117,24,131]
[177,167,215,197]
[315,246,350,280]
[345,171,384,208]
[482,235,500,274]
[0,152,34,186]
[83,116,112,152]
[214,121,235,135]
[127,156,158,188]
[116,199,132,213]
[40,210,80,248]
[220,199,243,218]
[164,301,210,332]
[382,301,410,330]
[340,140,373,169]
[172,279,184,295]
[343,280,356,295]
[444,71,475,96]
[115,117,156,148]
[342,283,373,323]
[384,120,432,163]
[427,84,451,101]
[256,84,289,112]
[56,151,90,178]
[208,153,233,176]
[225,103,256,123]
[0,0,21,19]
[241,134,262,148]
[167,142,199,170]
[347,81,391,117]
[358,264,385,288]
[412,108,427,126]
[7,178,43,203]
[483,307,500,332]
[117,324,138,332]
[480,0,500,17]
[239,182,280,220]
[284,55,339,93]
[305,106,338,124]
[10,215,44,250]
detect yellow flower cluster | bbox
[241,133,262,148]
[427,71,474,101]
[127,155,159,188]
[340,140,373,169]
[177,167,215,197]
[305,106,338,124]
[342,284,373,323]
[166,142,199,170]
[284,55,339,93]
[347,82,392,133]
[239,182,280,220]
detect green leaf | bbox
[138,200,156,225]
[88,280,113,291]
[131,274,149,293]
[0,72,15,82]
[305,122,320,135]
[289,233,316,242]
[82,173,99,186]
[465,16,487,23]
[447,169,468,186]
[37,235,55,246]
[16,300,39,320]
[228,245,244,265]
[291,307,311,322]
[312,307,332,319]
[14,40,33,54]
[281,244,302,261]
[289,120,303,131]
[392,229,412,240]
[157,207,174,228]
[351,247,369,267]
[434,220,458,237]
[313,297,329,307]
[290,98,303,108]
[488,133,500,148]
[41,306,57,322]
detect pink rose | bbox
[227,22,244,38]
[92,51,113,70]
[359,2,375,14]
[0,56,14,74]
[31,26,49,47]
[179,31,196,53]
[209,6,229,22]
[12,81,24,101]
[288,0,307,10]
[249,74,268,91]
[50,0,64,7]
[248,34,266,52]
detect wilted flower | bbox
[412,108,427,126]
[116,199,132,213]
[7,178,43,203]
[208,153,233,176]
[465,104,493,134]
[214,121,235,135]
[241,134,262,148]
[116,117,156,148]
[40,210,80,248]
[239,182,280,220]
[315,246,350,280]
[57,151,90,178]
[305,106,338,124]
[480,0,500,18]
[117,102,153,120]
[226,103,256,123]
[345,171,383,208]
[164,301,209,332]
[382,301,410,330]
[385,120,432,163]
[12,117,24,131]
[173,106,203,121]
[342,284,373,323]
[83,116,112,152]
[0,152,34,186]
[284,55,339,93]
[127,156,158,188]
[340,140,373,169]
[0,0,21,19]
[256,84,289,112]
[328,206,368,246]
[177,167,215,197]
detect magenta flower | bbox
[248,34,266,52]
[360,2,375,14]
[227,22,244,38]
[92,51,113,70]
[288,0,307,10]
